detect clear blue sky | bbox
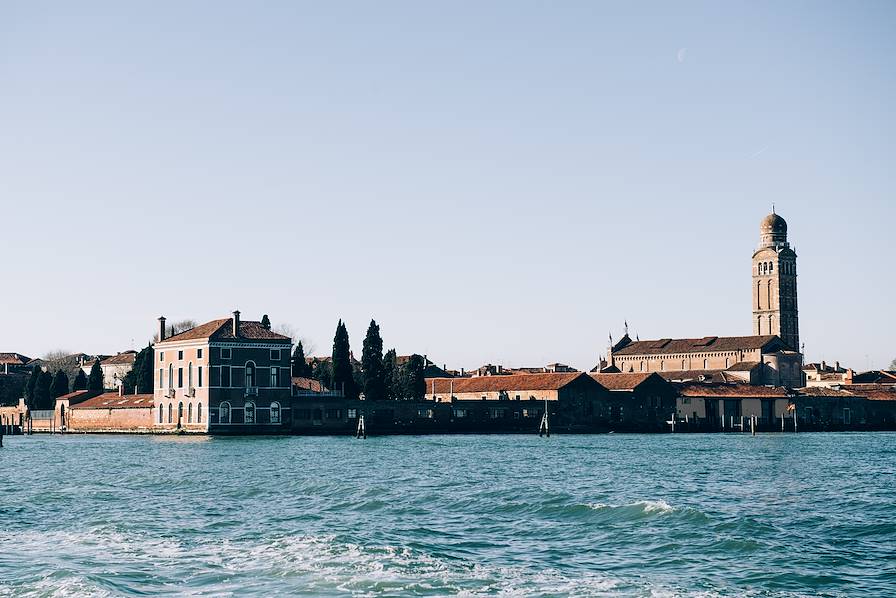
[2,1,894,371]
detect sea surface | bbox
[1,433,894,597]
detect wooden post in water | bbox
[793,409,797,433]
[356,414,367,439]
[539,399,549,437]
[751,415,756,436]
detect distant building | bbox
[803,361,849,388]
[605,334,804,388]
[0,353,31,375]
[99,351,138,389]
[153,311,293,433]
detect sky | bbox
[1,1,894,372]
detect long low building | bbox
[66,392,155,433]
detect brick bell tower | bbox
[752,209,799,350]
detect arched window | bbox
[758,316,763,335]
[220,401,231,424]
[167,403,173,423]
[639,361,644,372]
[769,315,774,335]
[245,362,256,388]
[725,357,730,368]
[703,358,708,369]
[660,360,665,372]
[271,401,281,424]
[245,401,256,424]
[178,402,184,425]
[769,262,773,272]
[197,402,202,423]
[757,281,762,309]
[168,364,174,389]
[188,362,193,389]
[158,404,163,424]
[681,359,686,370]
[188,402,193,423]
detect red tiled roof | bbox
[795,388,860,398]
[292,377,325,392]
[159,318,290,344]
[69,393,154,409]
[613,335,785,356]
[840,384,896,401]
[590,372,663,391]
[425,372,598,394]
[57,391,94,403]
[0,352,31,366]
[676,383,791,398]
[101,352,137,365]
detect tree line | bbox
[290,319,426,401]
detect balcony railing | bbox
[244,387,259,397]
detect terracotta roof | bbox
[159,318,290,344]
[0,353,31,366]
[613,335,786,356]
[725,361,762,372]
[657,369,729,382]
[839,384,896,401]
[590,372,664,391]
[850,371,896,384]
[676,383,791,398]
[101,352,137,365]
[425,372,600,394]
[795,388,860,398]
[292,377,325,392]
[56,391,94,403]
[70,393,154,409]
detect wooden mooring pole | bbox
[538,399,549,437]
[355,414,367,439]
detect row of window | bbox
[159,363,284,389]
[219,401,281,424]
[159,348,282,362]
[756,261,795,276]
[158,402,203,424]
[619,357,731,372]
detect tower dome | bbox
[758,210,788,248]
[761,212,787,235]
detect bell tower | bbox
[752,210,799,349]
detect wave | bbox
[585,499,676,515]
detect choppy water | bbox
[1,433,894,597]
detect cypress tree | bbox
[361,319,385,401]
[72,369,88,391]
[88,359,104,392]
[50,370,70,398]
[401,354,426,401]
[261,314,271,330]
[25,364,41,406]
[291,342,311,378]
[34,371,53,409]
[383,349,399,400]
[122,345,154,394]
[330,320,358,400]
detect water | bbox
[1,433,894,597]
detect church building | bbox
[601,211,805,388]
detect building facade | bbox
[153,311,293,433]
[752,211,799,349]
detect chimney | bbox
[822,360,826,371]
[158,316,167,341]
[835,361,840,371]
[846,368,854,384]
[232,310,241,337]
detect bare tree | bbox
[274,323,315,355]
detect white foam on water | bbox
[585,500,676,515]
